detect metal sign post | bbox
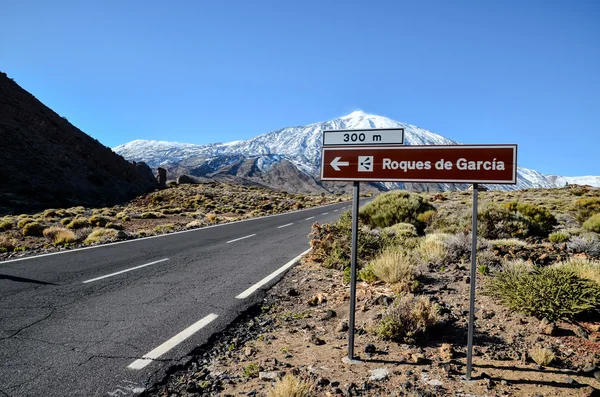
[466,183,479,380]
[319,130,517,373]
[348,181,360,360]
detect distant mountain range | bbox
[114,111,600,192]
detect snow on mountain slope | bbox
[113,111,597,191]
[546,175,600,188]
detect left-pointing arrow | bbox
[330,157,350,171]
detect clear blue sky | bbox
[2,0,598,176]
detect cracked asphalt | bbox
[0,200,362,397]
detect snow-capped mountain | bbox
[114,111,599,192]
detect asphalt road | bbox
[0,199,367,397]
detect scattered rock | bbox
[594,371,600,381]
[176,174,196,184]
[574,326,590,340]
[480,309,495,319]
[538,318,556,336]
[259,371,281,381]
[243,346,254,357]
[336,321,349,332]
[582,365,597,374]
[411,353,426,364]
[369,368,389,382]
[364,344,376,354]
[439,344,454,361]
[321,310,337,321]
[307,293,327,306]
[309,334,325,345]
[287,288,299,297]
[564,377,576,385]
[582,386,600,397]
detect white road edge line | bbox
[305,216,315,221]
[226,234,256,244]
[0,200,358,265]
[277,223,293,229]
[128,313,219,370]
[235,248,311,300]
[82,258,169,284]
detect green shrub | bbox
[548,230,570,243]
[359,191,435,232]
[242,363,260,378]
[0,219,13,231]
[383,223,418,238]
[553,258,600,286]
[140,212,164,219]
[43,209,58,218]
[60,218,72,226]
[484,262,600,321]
[357,264,378,283]
[22,222,44,236]
[105,222,124,230]
[583,214,600,233]
[66,217,90,229]
[308,212,393,270]
[153,224,174,234]
[17,218,35,229]
[376,293,439,343]
[576,197,600,223]
[84,228,120,245]
[0,236,17,252]
[88,215,111,227]
[478,202,557,238]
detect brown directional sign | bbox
[320,145,517,184]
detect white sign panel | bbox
[322,128,405,146]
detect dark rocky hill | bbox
[0,72,157,215]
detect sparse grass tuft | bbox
[22,222,44,237]
[553,258,600,286]
[583,213,600,233]
[267,374,313,397]
[88,215,111,227]
[0,236,18,253]
[66,217,90,230]
[84,228,120,245]
[548,230,570,243]
[186,220,203,229]
[242,363,260,378]
[17,218,35,229]
[529,346,555,366]
[568,235,600,258]
[153,224,175,234]
[370,246,418,284]
[417,233,450,265]
[376,293,439,343]
[44,227,77,246]
[140,212,164,219]
[0,219,13,231]
[383,222,418,238]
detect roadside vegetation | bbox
[308,185,600,343]
[0,182,349,258]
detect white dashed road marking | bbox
[226,234,256,244]
[128,313,219,370]
[277,223,293,229]
[235,248,311,299]
[305,216,315,220]
[82,258,170,284]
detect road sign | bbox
[320,145,517,184]
[323,128,404,146]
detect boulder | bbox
[177,174,197,185]
[156,168,167,188]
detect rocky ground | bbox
[144,259,600,397]
[140,186,600,397]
